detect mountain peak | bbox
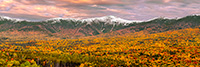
[45,17,79,23]
[44,15,140,24]
[0,16,24,21]
[81,15,138,24]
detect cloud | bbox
[0,0,89,19]
[0,0,199,21]
[63,0,123,5]
[146,0,200,4]
[14,0,124,5]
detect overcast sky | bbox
[0,0,200,21]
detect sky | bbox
[0,0,200,21]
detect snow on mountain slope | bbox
[81,15,135,24]
[45,15,143,25]
[1,14,200,24]
[0,15,143,24]
[0,16,25,22]
[46,14,200,24]
[46,17,79,22]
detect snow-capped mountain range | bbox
[0,15,142,24]
[0,15,199,39]
[1,14,200,24]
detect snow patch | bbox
[44,15,143,24]
[81,15,142,24]
[0,16,26,22]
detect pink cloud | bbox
[0,0,199,21]
[53,0,123,5]
[163,0,171,3]
[0,0,89,19]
